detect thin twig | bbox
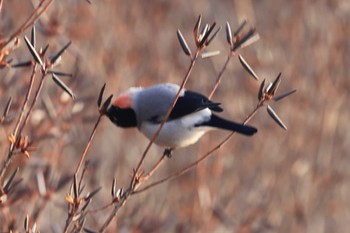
[17,74,46,138]
[12,64,37,139]
[0,0,54,50]
[88,202,114,214]
[101,48,202,233]
[0,64,37,179]
[63,115,103,232]
[133,100,264,194]
[140,154,167,183]
[130,49,200,189]
[74,114,102,176]
[208,52,233,100]
[99,188,133,232]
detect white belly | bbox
[139,109,212,148]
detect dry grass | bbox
[0,0,349,232]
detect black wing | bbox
[169,90,223,120]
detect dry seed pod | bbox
[36,171,47,196]
[101,94,113,113]
[193,15,202,42]
[98,83,106,108]
[11,60,32,68]
[52,74,75,100]
[265,82,273,94]
[273,89,297,101]
[177,29,192,56]
[268,73,282,96]
[3,97,12,118]
[47,70,73,77]
[238,55,259,81]
[49,41,71,65]
[31,223,37,233]
[40,44,49,56]
[199,22,216,48]
[24,36,44,67]
[111,178,117,197]
[73,174,79,199]
[239,32,260,49]
[24,215,29,231]
[116,188,123,198]
[234,20,248,37]
[3,167,19,193]
[82,198,92,211]
[31,26,36,48]
[226,22,233,47]
[267,105,287,130]
[199,24,209,41]
[201,50,220,59]
[232,28,258,51]
[206,26,222,46]
[85,187,101,200]
[258,79,266,101]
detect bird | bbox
[106,83,257,156]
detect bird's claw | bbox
[163,148,173,158]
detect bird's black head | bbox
[107,105,137,128]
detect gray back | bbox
[133,83,184,126]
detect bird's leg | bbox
[163,148,173,158]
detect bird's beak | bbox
[106,105,119,125]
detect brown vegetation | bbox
[0,0,348,232]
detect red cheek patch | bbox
[114,92,132,109]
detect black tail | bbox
[199,114,257,136]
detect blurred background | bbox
[0,0,349,232]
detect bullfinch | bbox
[107,83,257,155]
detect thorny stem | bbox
[130,49,200,189]
[0,0,54,50]
[0,64,37,180]
[133,100,264,194]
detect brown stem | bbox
[18,74,46,137]
[133,101,264,194]
[0,0,54,50]
[13,64,37,138]
[0,64,37,180]
[63,115,103,232]
[74,114,102,176]
[88,202,114,214]
[99,188,133,232]
[102,48,203,233]
[140,154,167,183]
[208,52,233,100]
[130,49,200,189]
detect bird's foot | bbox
[163,148,173,158]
